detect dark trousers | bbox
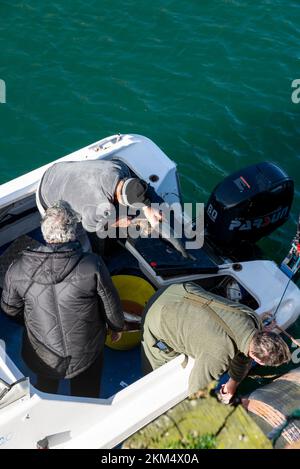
[35,352,103,398]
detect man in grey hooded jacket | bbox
[36,159,163,251]
[1,203,124,397]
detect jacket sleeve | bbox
[1,262,24,317]
[228,352,252,383]
[96,257,124,331]
[81,205,109,234]
[188,353,228,394]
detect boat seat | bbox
[127,236,219,278]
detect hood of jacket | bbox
[20,242,83,285]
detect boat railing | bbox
[0,376,30,410]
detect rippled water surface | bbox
[1,1,300,256]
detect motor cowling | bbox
[205,162,294,249]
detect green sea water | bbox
[1,1,300,387]
[1,0,300,260]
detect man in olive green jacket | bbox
[142,282,291,401]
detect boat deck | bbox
[0,228,142,398]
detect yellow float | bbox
[105,274,155,351]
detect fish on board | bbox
[124,312,142,324]
[156,220,195,261]
[130,217,195,260]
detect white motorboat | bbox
[0,134,299,449]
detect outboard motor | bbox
[205,162,294,254]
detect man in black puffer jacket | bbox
[0,202,124,397]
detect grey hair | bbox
[41,201,78,244]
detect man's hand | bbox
[143,206,162,228]
[217,379,239,405]
[110,217,132,228]
[108,330,122,343]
